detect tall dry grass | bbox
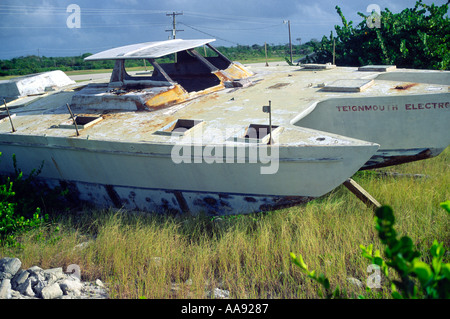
[1,147,449,299]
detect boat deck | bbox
[1,63,447,149]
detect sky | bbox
[0,0,448,60]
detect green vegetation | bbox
[292,203,450,299]
[309,1,450,70]
[0,154,67,247]
[0,43,312,77]
[0,154,46,247]
[1,147,448,299]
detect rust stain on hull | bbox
[268,83,290,90]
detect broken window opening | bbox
[156,50,222,93]
[205,43,232,70]
[124,59,153,77]
[0,113,15,123]
[109,59,174,89]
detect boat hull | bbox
[0,134,378,215]
[293,93,450,169]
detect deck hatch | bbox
[0,113,16,123]
[322,79,374,92]
[232,124,283,144]
[58,116,103,129]
[154,119,204,136]
[301,63,336,70]
[358,65,396,72]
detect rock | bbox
[0,257,108,299]
[0,279,12,299]
[0,258,22,279]
[17,278,35,297]
[43,267,65,285]
[27,265,43,275]
[33,279,47,296]
[207,288,230,299]
[81,282,109,299]
[60,279,83,296]
[41,283,63,299]
[12,269,29,289]
[95,279,104,288]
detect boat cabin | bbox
[71,39,253,111]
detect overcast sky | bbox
[0,0,448,59]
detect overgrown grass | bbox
[1,147,448,299]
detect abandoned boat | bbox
[0,38,379,215]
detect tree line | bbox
[0,43,313,77]
[308,0,449,70]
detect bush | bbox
[291,203,450,299]
[0,153,49,246]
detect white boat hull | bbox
[293,93,450,169]
[0,134,378,215]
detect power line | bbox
[0,5,167,15]
[183,23,283,31]
[0,23,166,29]
[180,22,239,45]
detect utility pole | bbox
[166,12,183,40]
[166,12,184,63]
[284,20,293,64]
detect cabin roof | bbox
[84,38,215,61]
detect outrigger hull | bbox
[292,93,450,169]
[238,63,449,170]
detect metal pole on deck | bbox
[3,99,16,132]
[66,103,80,136]
[263,100,273,145]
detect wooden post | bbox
[343,178,381,211]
